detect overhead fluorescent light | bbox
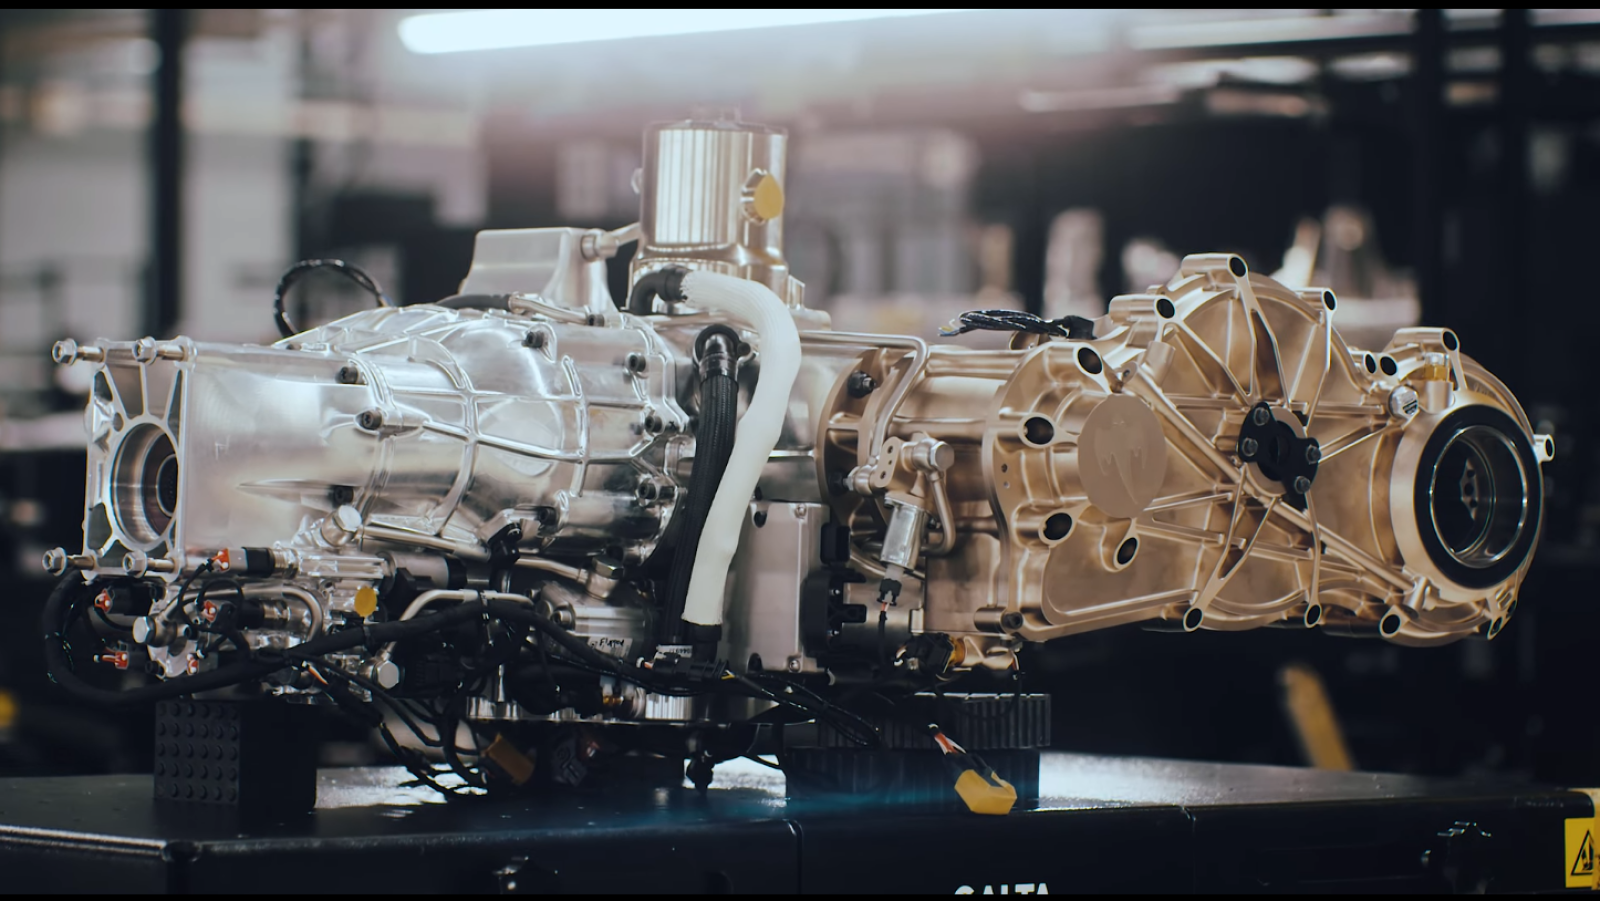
[399,9,978,55]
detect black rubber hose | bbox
[626,266,690,316]
[662,362,738,645]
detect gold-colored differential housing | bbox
[822,253,1547,662]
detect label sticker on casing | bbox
[1568,817,1596,889]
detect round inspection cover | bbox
[1078,395,1168,519]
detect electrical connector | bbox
[949,753,1018,815]
[646,651,726,682]
[933,727,1017,815]
[482,734,537,786]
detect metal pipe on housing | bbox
[363,524,491,561]
[799,330,929,473]
[240,583,325,638]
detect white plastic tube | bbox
[679,271,801,627]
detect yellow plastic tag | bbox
[955,768,1017,816]
[745,172,785,223]
[353,585,379,619]
[484,734,536,786]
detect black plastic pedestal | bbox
[152,700,316,814]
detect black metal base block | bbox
[783,748,1041,806]
[802,692,1051,750]
[152,700,316,813]
[0,754,1590,893]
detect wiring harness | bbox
[42,573,884,797]
[272,258,393,338]
[939,309,1096,340]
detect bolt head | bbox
[1388,386,1420,419]
[1001,611,1024,631]
[41,548,68,575]
[846,370,878,398]
[122,550,149,575]
[1240,437,1259,458]
[358,409,384,430]
[132,337,159,363]
[626,352,648,374]
[373,660,402,690]
[1305,443,1321,464]
[1252,406,1271,426]
[52,339,79,365]
[523,331,547,350]
[786,656,804,673]
[1293,476,1312,495]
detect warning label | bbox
[1568,817,1596,889]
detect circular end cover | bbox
[1078,395,1168,519]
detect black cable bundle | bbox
[272,258,393,338]
[662,326,741,645]
[939,309,1096,340]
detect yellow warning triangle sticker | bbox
[1575,829,1595,879]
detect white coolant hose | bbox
[679,271,801,628]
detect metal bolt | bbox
[122,550,150,576]
[321,504,363,546]
[358,409,385,431]
[123,551,176,575]
[523,331,546,350]
[42,548,69,575]
[336,365,361,384]
[1001,611,1024,631]
[1240,437,1259,459]
[626,352,648,374]
[636,478,659,504]
[58,340,106,363]
[846,370,878,398]
[365,660,402,690]
[1387,386,1420,419]
[1304,443,1321,465]
[909,437,955,473]
[132,337,159,363]
[643,411,664,434]
[786,656,804,673]
[1252,406,1271,426]
[1293,476,1312,495]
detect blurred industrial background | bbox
[0,8,1596,785]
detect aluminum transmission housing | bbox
[49,117,1548,724]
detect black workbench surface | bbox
[0,753,1590,893]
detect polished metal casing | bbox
[77,306,689,580]
[633,118,803,306]
[55,118,1548,726]
[818,254,1548,663]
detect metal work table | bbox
[0,752,1590,893]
